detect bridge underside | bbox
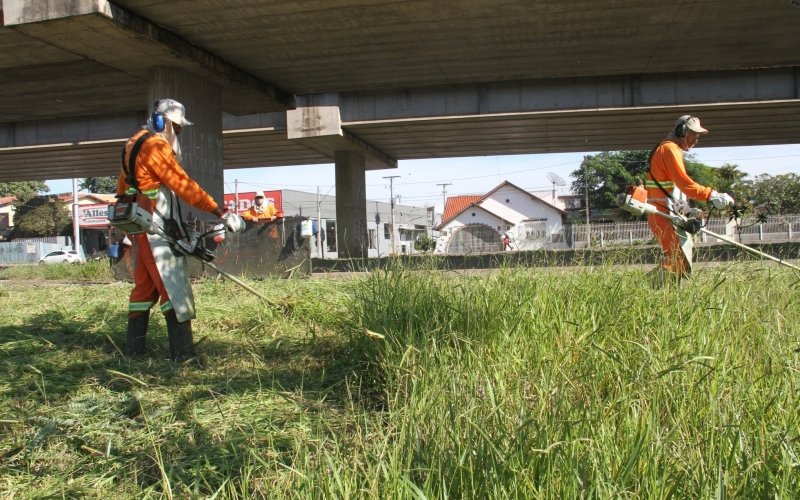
[2,68,799,181]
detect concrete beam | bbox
[0,112,143,148]
[340,68,800,122]
[3,0,294,114]
[287,94,396,170]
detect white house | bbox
[436,181,567,253]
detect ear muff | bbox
[674,116,690,138]
[152,111,166,132]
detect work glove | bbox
[709,191,734,210]
[221,211,245,233]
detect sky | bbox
[46,143,800,214]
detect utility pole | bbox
[71,178,81,257]
[584,163,591,248]
[234,179,239,213]
[436,182,452,219]
[383,175,401,255]
[316,186,323,258]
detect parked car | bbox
[38,250,84,264]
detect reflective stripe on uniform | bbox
[159,301,174,313]
[645,180,675,189]
[125,187,159,199]
[128,301,155,312]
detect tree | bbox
[10,197,71,238]
[0,181,48,203]
[750,173,800,215]
[713,163,751,204]
[80,176,118,194]
[570,150,717,213]
[414,233,436,253]
[570,150,655,212]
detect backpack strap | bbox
[120,132,154,195]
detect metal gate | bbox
[445,224,502,254]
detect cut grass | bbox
[0,261,798,497]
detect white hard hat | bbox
[155,98,193,126]
[254,190,265,199]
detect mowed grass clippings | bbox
[0,261,798,498]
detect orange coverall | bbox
[646,140,713,277]
[241,203,278,222]
[116,129,220,316]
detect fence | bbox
[0,240,78,265]
[567,215,800,248]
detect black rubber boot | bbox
[125,312,149,357]
[165,310,195,361]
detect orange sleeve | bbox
[654,142,713,202]
[116,170,127,196]
[141,139,219,213]
[241,207,256,221]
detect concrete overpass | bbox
[1,0,799,256]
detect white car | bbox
[38,250,85,265]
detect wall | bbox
[0,241,76,265]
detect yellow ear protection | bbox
[674,115,691,138]
[151,100,166,133]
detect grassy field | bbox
[0,261,798,498]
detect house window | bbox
[368,229,376,249]
[384,223,390,239]
[471,212,476,217]
[520,219,548,241]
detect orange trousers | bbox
[647,208,690,278]
[128,233,172,316]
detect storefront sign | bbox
[223,191,282,214]
[79,203,111,228]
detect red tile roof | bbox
[441,195,481,225]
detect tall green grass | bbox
[0,260,115,282]
[0,261,798,498]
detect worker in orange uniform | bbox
[241,191,279,222]
[646,115,734,285]
[116,98,242,360]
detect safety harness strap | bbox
[120,132,154,196]
[647,140,677,201]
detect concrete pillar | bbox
[147,67,223,221]
[334,151,368,258]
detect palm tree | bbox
[714,163,751,203]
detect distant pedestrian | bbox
[502,233,512,251]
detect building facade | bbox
[436,181,567,254]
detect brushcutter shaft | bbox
[698,229,800,271]
[618,193,799,271]
[202,260,278,304]
[150,225,277,304]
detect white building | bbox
[436,181,567,253]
